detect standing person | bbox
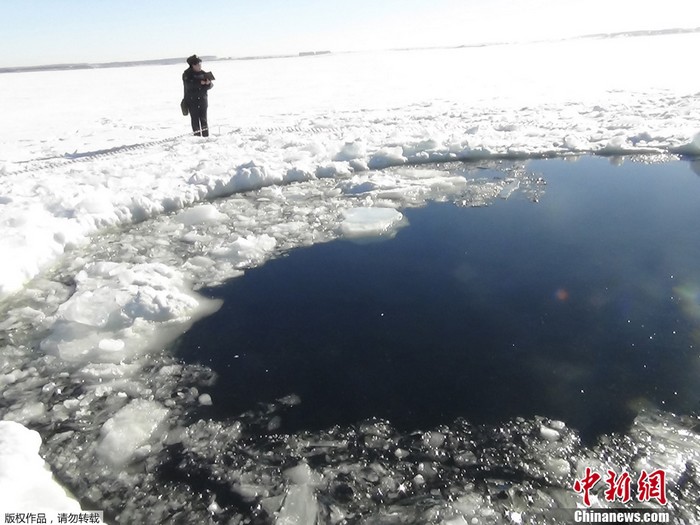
[182,55,213,137]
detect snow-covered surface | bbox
[2,34,700,300]
[1,33,700,523]
[0,421,81,512]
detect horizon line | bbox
[2,25,698,73]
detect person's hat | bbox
[187,54,202,66]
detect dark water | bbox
[174,157,700,443]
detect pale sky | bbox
[2,0,699,67]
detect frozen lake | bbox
[2,32,700,524]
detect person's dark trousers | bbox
[188,100,209,137]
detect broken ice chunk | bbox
[340,207,406,239]
[96,399,169,466]
[539,426,560,442]
[276,485,318,525]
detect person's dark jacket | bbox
[182,67,213,105]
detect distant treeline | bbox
[0,51,337,74]
[298,51,332,57]
[0,56,217,74]
[582,26,700,40]
[453,26,700,50]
